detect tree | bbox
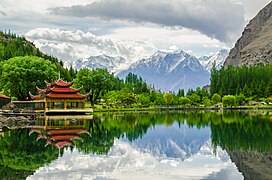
[222,95,236,107]
[187,94,201,106]
[137,93,151,107]
[236,94,246,105]
[104,90,120,105]
[0,56,57,100]
[154,92,165,105]
[163,93,173,105]
[202,96,211,107]
[179,97,191,106]
[212,93,221,105]
[177,89,185,97]
[74,68,115,106]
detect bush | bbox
[222,95,236,107]
[202,96,211,107]
[179,97,191,106]
[212,93,221,104]
[187,94,200,106]
[236,94,245,105]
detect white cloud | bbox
[25,28,155,67]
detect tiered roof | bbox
[29,79,89,100]
[30,128,90,149]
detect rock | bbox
[224,2,272,67]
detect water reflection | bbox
[0,111,272,179]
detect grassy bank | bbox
[89,104,272,113]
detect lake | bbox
[1,110,272,179]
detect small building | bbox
[29,79,92,114]
[0,94,11,108]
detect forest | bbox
[0,30,272,108]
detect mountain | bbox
[72,54,126,73]
[224,2,272,67]
[198,49,228,72]
[117,50,210,92]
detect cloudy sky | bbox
[0,0,270,65]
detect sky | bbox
[0,0,270,66]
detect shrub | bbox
[222,95,236,107]
[212,93,221,104]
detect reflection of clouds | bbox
[28,140,242,180]
[130,122,211,160]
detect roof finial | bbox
[58,71,60,80]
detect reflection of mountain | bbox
[131,122,211,160]
[228,150,272,180]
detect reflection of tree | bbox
[74,112,212,155]
[0,128,59,179]
[211,111,272,152]
[1,110,270,178]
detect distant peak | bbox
[219,49,228,54]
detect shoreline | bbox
[92,106,272,113]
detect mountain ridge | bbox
[117,50,210,92]
[224,1,272,67]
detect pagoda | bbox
[29,79,91,114]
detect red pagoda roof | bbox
[0,94,10,99]
[51,87,83,93]
[45,79,74,87]
[29,93,43,100]
[46,93,88,99]
[30,78,90,100]
[36,86,83,93]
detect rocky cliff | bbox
[224,2,272,67]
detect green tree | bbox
[202,96,211,107]
[104,90,120,105]
[236,94,246,105]
[187,94,201,106]
[163,93,173,105]
[154,92,165,105]
[178,97,191,106]
[74,68,115,106]
[137,93,151,107]
[0,56,57,100]
[212,93,221,105]
[222,95,236,107]
[177,89,185,97]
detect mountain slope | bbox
[224,2,272,67]
[73,54,126,73]
[199,49,228,72]
[117,50,210,92]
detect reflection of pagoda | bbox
[29,79,92,114]
[28,115,92,149]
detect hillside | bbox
[0,31,74,81]
[224,2,272,67]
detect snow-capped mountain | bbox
[117,50,210,92]
[198,49,228,72]
[73,54,126,73]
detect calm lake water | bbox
[1,110,272,179]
